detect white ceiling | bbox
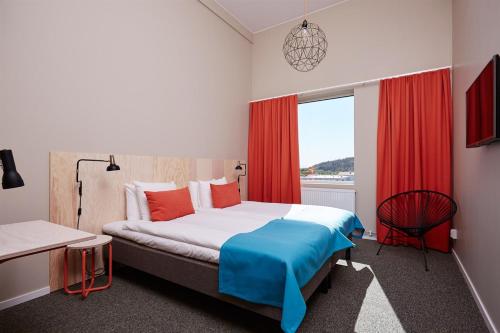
[215,0,347,33]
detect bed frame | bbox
[48,150,354,304]
[104,235,348,321]
[48,151,354,320]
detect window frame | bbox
[297,92,355,189]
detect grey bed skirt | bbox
[104,235,347,321]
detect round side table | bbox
[64,234,113,299]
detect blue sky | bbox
[298,96,354,168]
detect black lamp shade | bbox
[235,164,243,171]
[1,150,25,189]
[106,155,120,171]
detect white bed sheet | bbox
[103,201,355,264]
[204,201,299,218]
[104,208,277,263]
[121,209,272,251]
[102,220,220,263]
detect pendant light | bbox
[283,0,328,72]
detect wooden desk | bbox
[0,220,95,263]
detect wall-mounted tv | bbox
[466,54,500,148]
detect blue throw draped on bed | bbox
[219,219,355,333]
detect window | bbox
[298,95,354,185]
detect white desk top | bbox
[0,220,96,262]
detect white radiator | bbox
[301,188,356,212]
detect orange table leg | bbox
[64,248,84,295]
[81,249,87,299]
[87,243,112,292]
[64,243,112,298]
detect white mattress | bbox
[103,201,353,264]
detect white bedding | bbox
[103,220,220,263]
[122,208,273,251]
[103,201,355,264]
[207,201,303,218]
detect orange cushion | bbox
[145,187,194,222]
[211,181,241,208]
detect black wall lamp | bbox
[76,155,120,229]
[0,149,24,189]
[234,161,247,191]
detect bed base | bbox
[345,233,353,260]
[104,235,345,321]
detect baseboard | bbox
[452,249,498,333]
[0,286,50,311]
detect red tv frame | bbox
[466,54,500,148]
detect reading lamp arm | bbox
[75,158,109,230]
[76,158,110,182]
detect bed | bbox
[102,201,364,330]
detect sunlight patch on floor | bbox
[339,260,406,333]
[336,259,366,271]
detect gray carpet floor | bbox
[0,239,488,332]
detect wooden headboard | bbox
[49,151,247,290]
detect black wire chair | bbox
[376,190,457,271]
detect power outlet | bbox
[365,230,376,239]
[450,228,458,240]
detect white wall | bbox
[0,0,251,303]
[252,0,452,101]
[251,0,452,234]
[452,0,500,331]
[354,83,379,235]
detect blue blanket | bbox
[219,219,355,333]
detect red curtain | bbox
[248,95,301,204]
[376,69,453,252]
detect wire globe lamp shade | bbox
[283,20,328,72]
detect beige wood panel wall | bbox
[49,151,247,291]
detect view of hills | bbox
[300,157,354,176]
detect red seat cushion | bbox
[211,181,241,208]
[145,187,194,221]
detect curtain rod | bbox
[249,65,452,103]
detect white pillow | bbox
[198,177,227,209]
[133,181,176,221]
[188,181,201,210]
[124,183,141,220]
